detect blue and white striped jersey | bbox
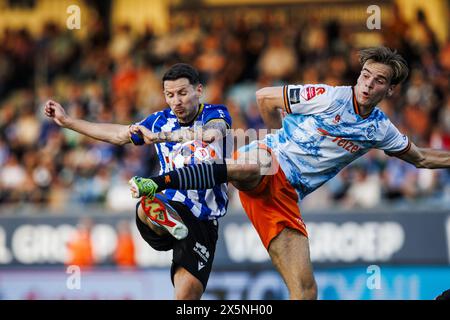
[261,84,410,200]
[130,103,232,220]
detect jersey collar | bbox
[179,103,205,127]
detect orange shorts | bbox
[236,145,308,250]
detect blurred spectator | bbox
[405,69,435,111]
[440,39,450,72]
[105,170,140,211]
[16,105,40,147]
[0,138,9,167]
[258,34,297,81]
[244,102,265,130]
[66,217,94,268]
[382,158,418,200]
[0,154,27,203]
[439,95,450,136]
[301,17,329,62]
[383,2,409,52]
[406,9,439,55]
[113,56,138,96]
[195,35,226,83]
[343,166,382,209]
[109,24,135,62]
[114,220,136,268]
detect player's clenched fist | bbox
[44,100,69,127]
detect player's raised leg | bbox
[135,196,205,300]
[227,144,275,190]
[234,144,317,300]
[128,144,274,198]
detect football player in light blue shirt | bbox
[131,47,450,300]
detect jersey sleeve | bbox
[378,121,411,156]
[129,113,159,145]
[203,104,232,128]
[283,84,334,115]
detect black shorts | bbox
[135,199,219,291]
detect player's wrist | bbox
[61,115,74,128]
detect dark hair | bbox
[359,46,409,85]
[162,63,200,85]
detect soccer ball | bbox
[171,140,218,168]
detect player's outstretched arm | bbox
[255,86,285,129]
[134,119,228,144]
[44,100,131,145]
[396,142,450,169]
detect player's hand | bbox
[132,125,160,144]
[43,100,70,127]
[201,129,217,143]
[188,128,216,143]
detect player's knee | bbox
[229,164,263,191]
[175,288,203,300]
[174,278,203,300]
[173,266,204,300]
[228,163,260,181]
[291,278,317,300]
[137,205,148,223]
[301,278,317,300]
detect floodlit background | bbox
[0,0,449,299]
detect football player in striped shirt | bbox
[44,63,231,300]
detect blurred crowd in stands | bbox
[1,6,450,213]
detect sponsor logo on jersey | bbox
[193,242,210,265]
[301,86,326,101]
[332,137,361,153]
[317,128,361,153]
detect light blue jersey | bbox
[261,84,410,200]
[130,103,232,220]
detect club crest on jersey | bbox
[366,124,376,140]
[301,86,326,101]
